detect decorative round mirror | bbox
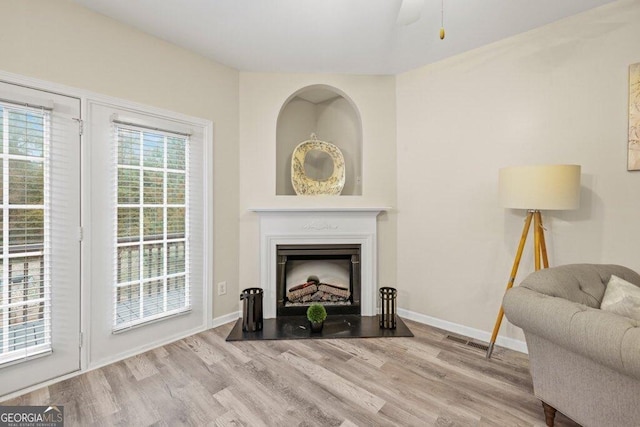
[303,149,335,181]
[291,135,345,195]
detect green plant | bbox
[306,303,327,323]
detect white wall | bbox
[239,73,397,304]
[0,0,240,320]
[396,0,640,341]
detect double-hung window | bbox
[114,125,190,331]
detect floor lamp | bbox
[486,164,581,359]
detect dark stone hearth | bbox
[225,315,413,341]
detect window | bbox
[0,103,51,364]
[114,125,190,331]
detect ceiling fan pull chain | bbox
[440,0,446,40]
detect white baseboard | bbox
[211,311,241,328]
[398,308,528,354]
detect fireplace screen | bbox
[276,244,361,316]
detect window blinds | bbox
[0,102,51,365]
[113,125,190,331]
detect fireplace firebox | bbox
[276,244,361,316]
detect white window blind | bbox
[0,103,51,365]
[114,125,190,331]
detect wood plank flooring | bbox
[2,319,581,426]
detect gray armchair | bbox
[503,264,640,427]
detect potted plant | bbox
[306,303,327,333]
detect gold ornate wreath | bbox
[291,135,345,195]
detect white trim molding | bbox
[212,311,241,329]
[398,308,528,354]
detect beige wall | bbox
[0,0,240,319]
[239,73,397,305]
[396,0,640,341]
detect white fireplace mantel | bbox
[250,207,390,318]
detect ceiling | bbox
[72,0,617,75]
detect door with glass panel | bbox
[0,81,81,397]
[87,101,206,367]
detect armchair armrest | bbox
[504,286,640,381]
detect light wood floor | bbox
[2,319,580,426]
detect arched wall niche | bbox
[276,84,363,196]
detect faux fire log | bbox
[288,281,316,292]
[286,284,317,301]
[318,284,350,299]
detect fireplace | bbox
[251,207,388,318]
[276,244,361,316]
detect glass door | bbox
[0,80,81,398]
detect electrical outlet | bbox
[217,281,227,296]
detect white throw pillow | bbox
[600,275,640,321]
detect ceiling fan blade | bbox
[396,0,424,26]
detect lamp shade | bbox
[499,164,581,210]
